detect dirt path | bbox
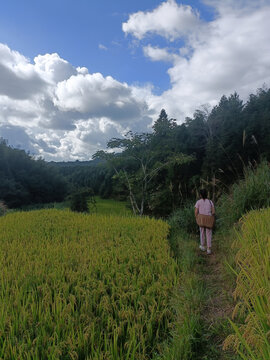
[196,242,237,359]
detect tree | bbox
[203,93,244,180]
[93,130,193,216]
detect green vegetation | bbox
[0,209,178,359]
[168,201,198,235]
[216,161,270,228]
[1,87,270,359]
[91,87,270,216]
[157,228,205,360]
[0,139,67,208]
[93,196,132,216]
[163,162,270,360]
[224,209,270,360]
[70,188,96,213]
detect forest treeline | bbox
[0,141,67,208]
[1,86,270,213]
[65,86,270,216]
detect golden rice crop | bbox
[0,209,178,359]
[224,208,270,360]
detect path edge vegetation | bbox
[158,161,270,360]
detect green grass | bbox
[12,197,132,217]
[92,197,132,216]
[154,222,206,360]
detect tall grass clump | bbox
[0,201,7,216]
[169,202,198,235]
[217,161,270,228]
[223,208,270,359]
[0,209,178,359]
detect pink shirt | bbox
[195,199,214,216]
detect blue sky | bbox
[0,0,213,92]
[0,0,270,160]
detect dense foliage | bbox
[90,87,270,216]
[70,187,96,213]
[0,139,67,208]
[216,161,270,228]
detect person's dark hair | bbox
[199,189,208,199]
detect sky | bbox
[0,0,270,161]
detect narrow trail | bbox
[195,240,237,360]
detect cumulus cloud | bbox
[0,124,37,153]
[53,73,151,127]
[143,45,178,62]
[1,0,270,161]
[0,44,47,99]
[122,0,202,41]
[34,53,77,83]
[123,0,270,121]
[0,43,152,160]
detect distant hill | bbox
[49,158,104,167]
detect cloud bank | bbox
[124,0,270,119]
[1,0,270,160]
[0,44,152,160]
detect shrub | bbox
[70,188,96,213]
[168,201,198,235]
[216,161,270,228]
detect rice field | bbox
[0,209,178,359]
[224,208,270,360]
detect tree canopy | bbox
[0,140,67,208]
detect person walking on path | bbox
[195,189,215,255]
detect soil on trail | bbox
[202,251,234,323]
[197,244,237,360]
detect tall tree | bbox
[203,93,244,180]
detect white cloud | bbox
[34,53,77,83]
[53,73,151,128]
[122,0,202,41]
[143,45,178,62]
[98,44,108,51]
[1,1,270,161]
[0,43,47,99]
[123,0,270,122]
[0,44,152,160]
